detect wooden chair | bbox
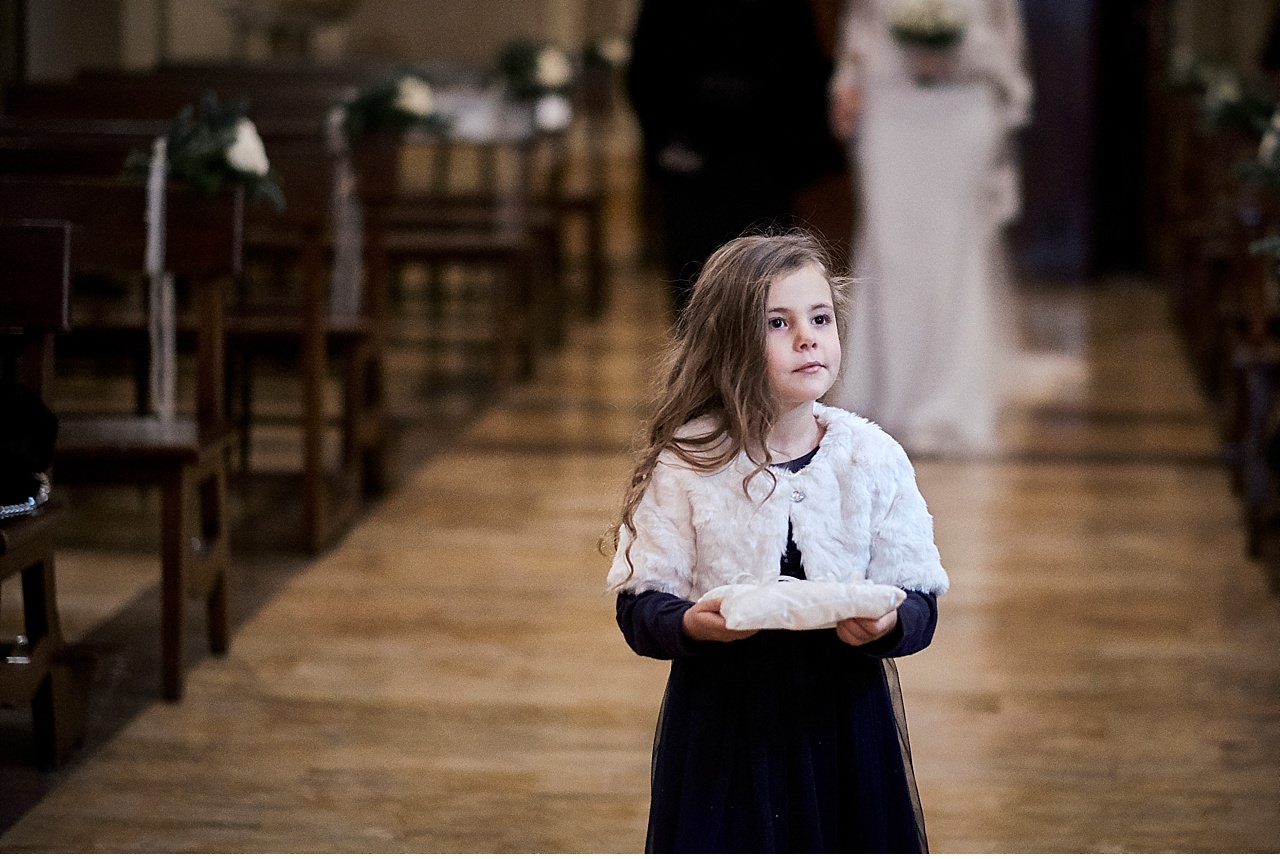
[234,126,388,551]
[375,94,548,388]
[0,218,87,766]
[0,175,242,701]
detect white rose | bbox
[1207,73,1241,107]
[535,47,573,89]
[1261,111,1280,164]
[534,93,572,132]
[226,118,270,176]
[1260,131,1277,165]
[394,76,434,117]
[595,35,629,66]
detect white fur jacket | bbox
[607,403,949,601]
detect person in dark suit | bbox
[626,0,847,322]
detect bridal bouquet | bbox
[889,0,966,51]
[125,90,284,210]
[890,0,966,86]
[340,69,450,143]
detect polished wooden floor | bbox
[3,122,1280,852]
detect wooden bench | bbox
[0,218,87,766]
[0,72,573,528]
[0,174,242,701]
[369,115,544,386]
[0,108,388,554]
[55,68,581,374]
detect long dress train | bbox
[828,0,1079,456]
[835,79,1010,454]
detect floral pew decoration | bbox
[125,90,285,211]
[332,69,451,318]
[337,69,451,144]
[496,39,575,132]
[118,91,283,420]
[1161,49,1280,270]
[1246,109,1280,273]
[1167,49,1275,137]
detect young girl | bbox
[605,230,949,853]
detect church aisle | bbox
[1,267,1278,851]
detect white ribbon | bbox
[144,136,176,422]
[327,106,364,318]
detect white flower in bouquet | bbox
[225,117,270,176]
[1259,110,1280,165]
[536,46,574,89]
[1204,70,1243,113]
[393,75,434,118]
[890,0,966,50]
[535,93,573,132]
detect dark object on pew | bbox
[0,381,57,518]
[0,218,88,768]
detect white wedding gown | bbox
[829,0,1068,456]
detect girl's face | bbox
[764,264,841,412]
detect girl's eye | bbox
[767,317,786,330]
[813,313,831,326]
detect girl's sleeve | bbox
[866,444,950,595]
[615,590,706,660]
[606,460,696,596]
[858,590,938,658]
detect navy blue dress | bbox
[615,449,938,853]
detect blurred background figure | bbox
[827,0,1037,456]
[626,0,847,322]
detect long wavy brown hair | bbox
[603,229,849,574]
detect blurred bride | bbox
[828,0,1062,456]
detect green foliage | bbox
[1168,52,1274,136]
[1200,73,1274,137]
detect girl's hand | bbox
[836,609,898,647]
[682,598,757,642]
